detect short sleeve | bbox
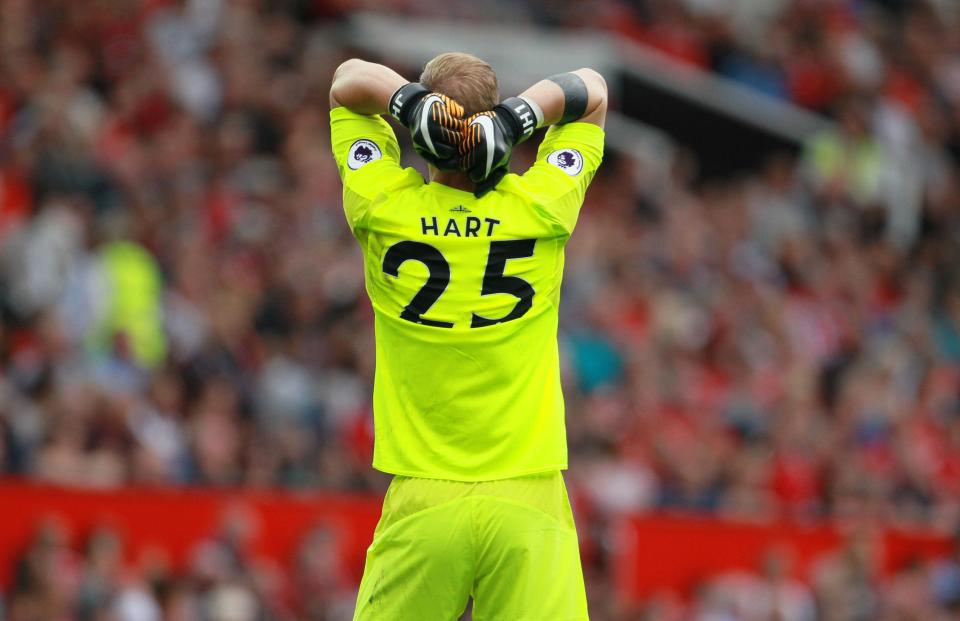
[510,122,605,234]
[330,107,419,229]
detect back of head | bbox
[420,53,499,117]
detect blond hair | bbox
[420,52,499,117]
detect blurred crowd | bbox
[5,511,359,621]
[1,0,960,619]
[8,513,960,621]
[615,533,960,621]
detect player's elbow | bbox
[333,58,369,80]
[576,68,608,99]
[330,58,368,107]
[572,68,608,125]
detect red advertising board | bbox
[0,480,382,588]
[611,513,952,602]
[0,481,951,602]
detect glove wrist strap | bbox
[518,96,545,129]
[389,82,429,125]
[495,96,543,145]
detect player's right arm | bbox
[329,58,407,114]
[330,59,465,169]
[329,59,469,231]
[329,60,410,231]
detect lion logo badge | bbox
[547,149,583,176]
[347,139,382,170]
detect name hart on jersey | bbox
[421,215,501,238]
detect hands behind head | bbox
[403,93,465,171]
[407,93,516,196]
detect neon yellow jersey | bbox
[330,106,603,481]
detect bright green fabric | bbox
[97,241,166,367]
[330,107,604,481]
[354,472,589,620]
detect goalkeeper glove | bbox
[459,96,541,197]
[389,83,465,170]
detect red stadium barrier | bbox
[611,514,952,602]
[0,481,951,602]
[0,480,382,588]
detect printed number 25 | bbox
[381,239,536,329]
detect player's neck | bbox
[429,167,476,194]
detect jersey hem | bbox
[371,462,569,483]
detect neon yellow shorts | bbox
[353,471,589,621]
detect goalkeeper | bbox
[329,52,606,620]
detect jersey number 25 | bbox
[382,240,536,329]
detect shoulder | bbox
[347,165,425,200]
[330,107,401,160]
[538,122,605,154]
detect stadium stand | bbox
[1,0,959,618]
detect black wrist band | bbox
[547,73,588,125]
[495,97,539,144]
[389,83,429,125]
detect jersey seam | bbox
[364,183,421,229]
[344,161,406,201]
[499,182,577,233]
[548,236,565,305]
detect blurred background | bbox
[1,0,960,619]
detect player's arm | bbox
[329,58,406,114]
[461,69,607,191]
[330,58,465,169]
[514,68,608,130]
